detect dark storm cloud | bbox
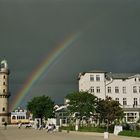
[0,0,140,107]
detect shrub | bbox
[79,126,105,133]
[60,124,117,133]
[60,125,75,131]
[108,124,115,133]
[60,125,107,133]
[136,124,140,130]
[119,130,140,137]
[122,123,130,130]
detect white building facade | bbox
[11,107,32,124]
[78,70,140,123]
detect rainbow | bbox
[10,32,81,111]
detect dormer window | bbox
[96,75,100,81]
[135,78,137,82]
[122,79,126,81]
[90,75,94,81]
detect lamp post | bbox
[104,73,113,139]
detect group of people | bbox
[3,121,23,129]
[46,123,56,132]
[36,121,56,132]
[3,121,56,132]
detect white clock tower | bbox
[0,60,10,125]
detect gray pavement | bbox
[0,126,140,140]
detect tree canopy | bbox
[66,91,97,119]
[27,95,54,120]
[96,96,124,125]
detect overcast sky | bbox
[0,0,140,108]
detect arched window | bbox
[12,116,16,120]
[2,118,5,122]
[2,107,5,112]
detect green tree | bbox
[27,95,54,121]
[66,91,97,120]
[96,96,124,130]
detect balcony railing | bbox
[0,92,11,98]
[122,105,140,109]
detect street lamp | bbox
[104,73,113,139]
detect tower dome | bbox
[1,60,8,69]
[0,60,9,74]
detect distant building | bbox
[0,60,10,125]
[78,70,140,123]
[11,107,32,124]
[54,104,69,126]
[55,100,96,127]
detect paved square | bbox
[0,126,139,140]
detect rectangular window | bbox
[107,87,111,93]
[123,98,127,105]
[133,86,137,93]
[90,75,94,81]
[96,75,100,81]
[139,87,140,93]
[96,87,100,93]
[123,87,126,94]
[3,89,6,93]
[3,82,5,85]
[134,98,138,106]
[115,98,119,103]
[90,87,94,93]
[115,87,119,93]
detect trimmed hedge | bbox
[119,130,140,137]
[79,126,105,133]
[60,126,114,133]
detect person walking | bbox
[4,122,7,130]
[18,122,22,129]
